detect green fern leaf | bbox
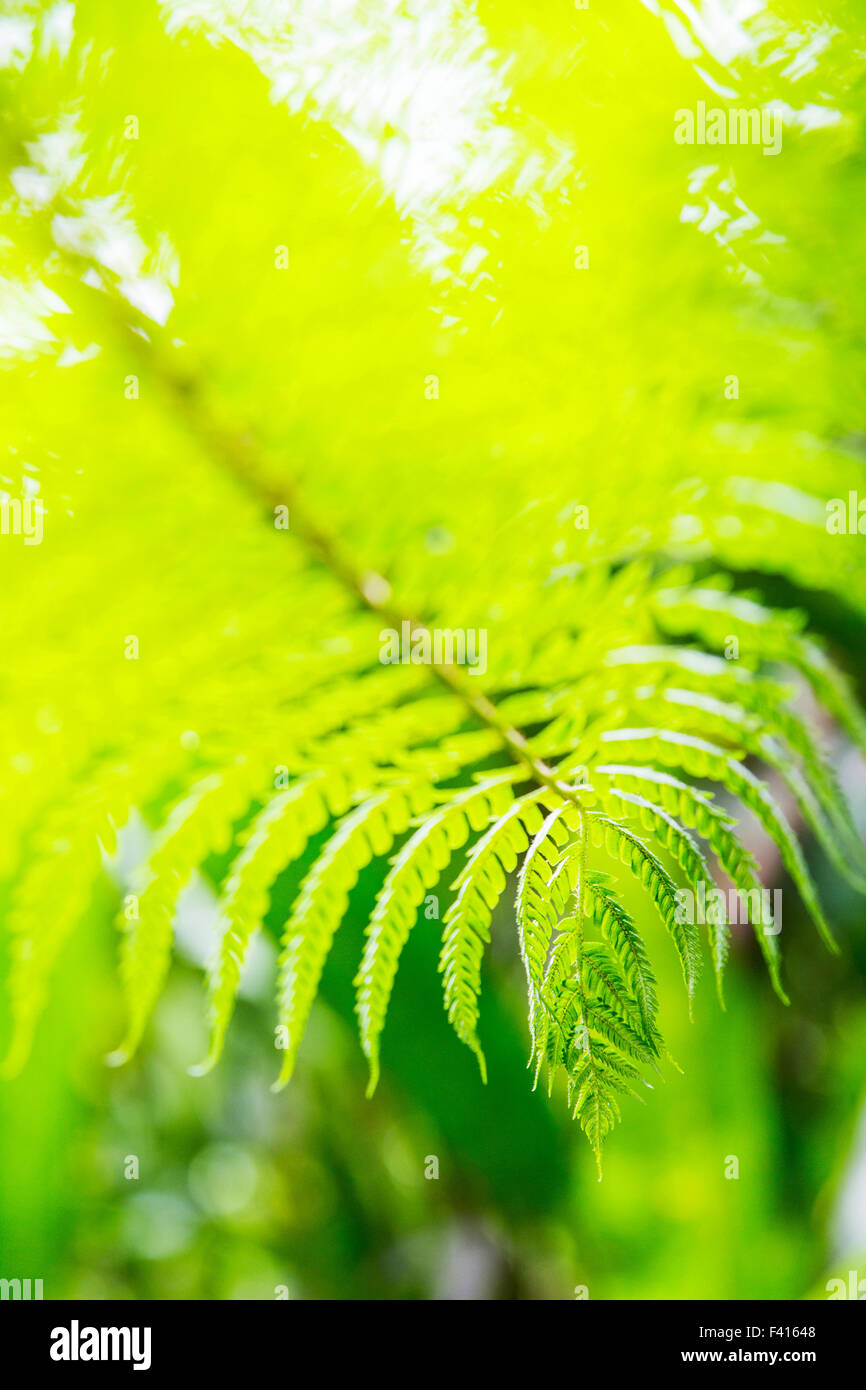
[597,728,835,956]
[272,781,435,1090]
[589,813,703,1008]
[651,582,866,751]
[355,774,515,1093]
[194,767,355,1075]
[439,792,546,1080]
[582,873,659,1040]
[595,784,729,1002]
[110,762,262,1065]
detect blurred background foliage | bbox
[0,0,865,1298]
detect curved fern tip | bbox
[188,1056,216,1078]
[271,1054,297,1093]
[191,1023,227,1077]
[774,979,791,1008]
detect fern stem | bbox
[98,290,586,811]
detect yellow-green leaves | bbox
[111,761,263,1066]
[440,792,546,1080]
[195,767,355,1077]
[355,775,514,1095]
[273,782,435,1090]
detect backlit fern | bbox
[1,0,866,1173]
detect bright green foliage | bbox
[1,0,866,1170]
[114,759,266,1065]
[441,791,546,1081]
[200,766,357,1076]
[273,781,436,1089]
[356,774,515,1092]
[592,815,702,1007]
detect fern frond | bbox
[272,781,435,1089]
[544,913,659,1074]
[439,791,546,1080]
[582,938,659,1059]
[581,994,660,1068]
[194,767,355,1076]
[594,784,729,1003]
[593,766,775,999]
[606,643,865,864]
[0,745,196,1076]
[355,774,515,1094]
[569,1028,646,1177]
[4,0,866,1183]
[582,872,659,1040]
[517,824,666,1173]
[110,761,263,1065]
[515,804,577,1075]
[589,813,703,1008]
[1,798,108,1077]
[651,582,866,752]
[596,728,836,957]
[629,685,866,893]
